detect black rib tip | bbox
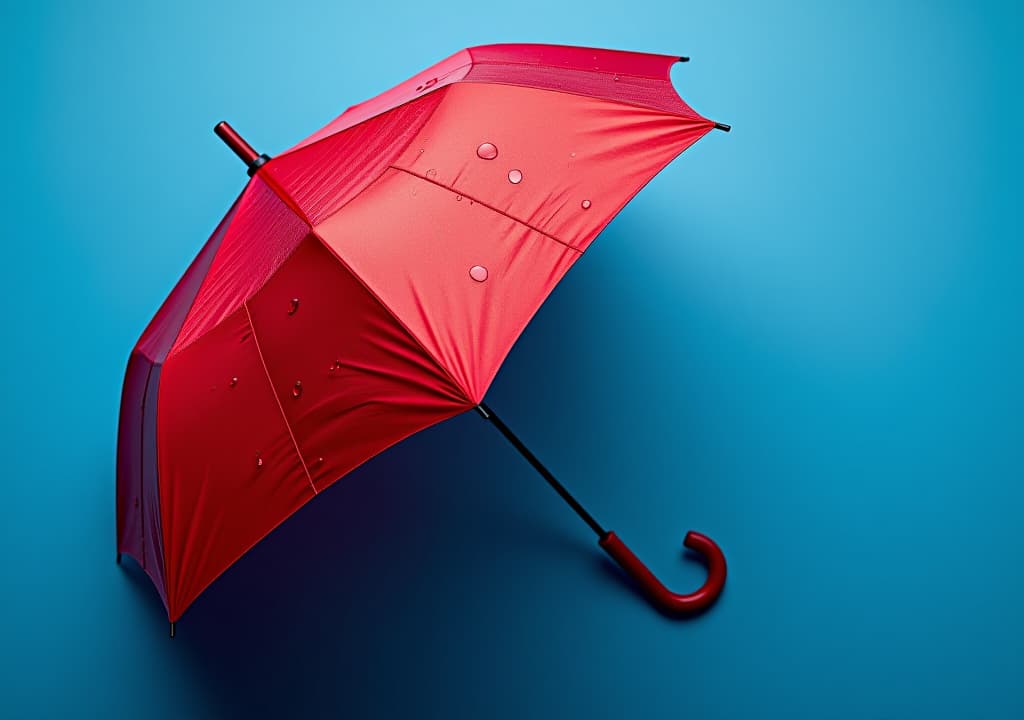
[678,56,690,62]
[714,122,732,132]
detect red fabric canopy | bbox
[117,44,717,621]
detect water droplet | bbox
[329,359,342,372]
[292,381,303,398]
[469,265,489,282]
[455,195,463,202]
[507,169,523,184]
[256,453,264,470]
[417,148,425,154]
[581,199,592,210]
[426,168,437,179]
[476,142,498,160]
[230,377,238,387]
[288,298,299,315]
[315,457,324,466]
[570,152,577,158]
[613,75,620,82]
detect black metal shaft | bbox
[477,403,606,538]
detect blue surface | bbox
[2,1,1022,717]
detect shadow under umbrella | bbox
[166,411,542,716]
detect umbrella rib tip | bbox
[713,122,731,132]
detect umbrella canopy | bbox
[117,43,730,630]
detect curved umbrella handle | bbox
[599,530,726,615]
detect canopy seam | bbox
[243,300,318,495]
[388,165,583,254]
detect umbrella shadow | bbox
[172,457,454,715]
[164,412,596,718]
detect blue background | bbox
[2,1,1021,717]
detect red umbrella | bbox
[117,44,731,636]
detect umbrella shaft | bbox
[477,403,607,538]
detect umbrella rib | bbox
[243,300,317,495]
[255,159,473,404]
[389,165,582,253]
[309,230,475,403]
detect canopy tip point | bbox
[714,122,731,132]
[678,56,690,63]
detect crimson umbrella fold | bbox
[116,44,731,634]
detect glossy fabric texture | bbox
[116,43,716,621]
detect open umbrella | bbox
[116,44,731,636]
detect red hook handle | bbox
[599,530,726,615]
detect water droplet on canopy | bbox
[476,142,498,160]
